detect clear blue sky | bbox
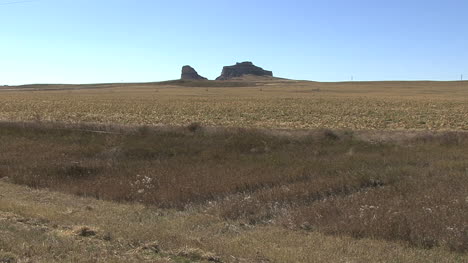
[1,0,467,84]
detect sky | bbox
[0,0,467,84]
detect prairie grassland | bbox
[0,122,467,262]
[1,80,468,262]
[0,80,467,130]
[1,180,466,263]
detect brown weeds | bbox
[0,122,467,252]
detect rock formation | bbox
[181,65,207,80]
[216,62,273,80]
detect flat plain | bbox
[0,79,467,263]
[1,79,467,130]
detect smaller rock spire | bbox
[181,66,207,80]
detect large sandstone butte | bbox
[216,62,273,80]
[181,65,207,80]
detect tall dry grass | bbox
[0,122,466,252]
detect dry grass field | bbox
[1,179,466,263]
[0,79,467,130]
[0,79,467,262]
[0,122,467,262]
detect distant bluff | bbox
[181,65,207,80]
[216,62,273,80]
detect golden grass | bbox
[0,123,467,259]
[0,80,467,130]
[1,80,468,262]
[1,181,467,263]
